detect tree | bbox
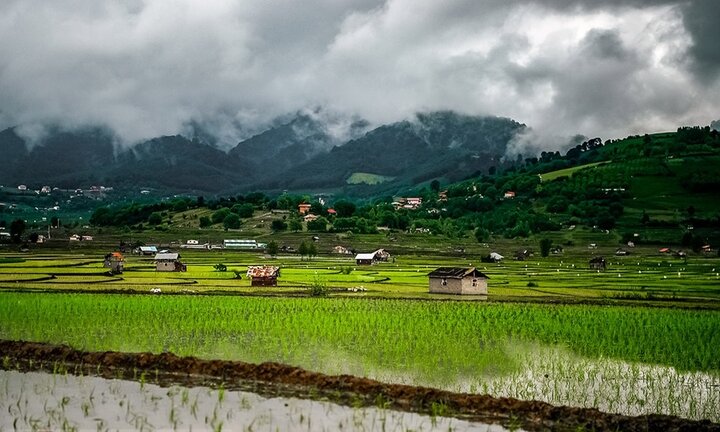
[267,240,279,257]
[474,227,490,242]
[298,241,309,261]
[333,200,356,218]
[289,218,303,232]
[430,179,440,193]
[212,208,231,224]
[641,211,650,225]
[199,216,212,228]
[173,199,189,212]
[231,203,254,218]
[271,220,287,231]
[307,242,318,260]
[310,202,325,215]
[50,216,60,228]
[307,216,329,232]
[148,212,163,225]
[223,213,241,230]
[540,238,553,258]
[9,219,25,243]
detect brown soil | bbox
[1,339,718,432]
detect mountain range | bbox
[0,111,525,194]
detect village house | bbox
[154,252,186,272]
[428,267,489,295]
[246,265,280,286]
[303,214,319,222]
[354,249,391,265]
[392,197,423,210]
[103,252,124,275]
[503,191,516,199]
[483,252,504,263]
[223,239,262,249]
[355,252,377,265]
[332,245,352,255]
[589,256,606,270]
[298,203,311,215]
[134,245,158,255]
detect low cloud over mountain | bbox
[0,0,717,149]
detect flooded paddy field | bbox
[0,369,507,432]
[3,341,718,432]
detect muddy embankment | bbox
[0,340,717,432]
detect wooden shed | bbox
[589,256,606,270]
[154,252,186,272]
[247,265,280,286]
[103,252,125,275]
[428,267,489,295]
[355,252,377,265]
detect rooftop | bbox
[427,267,489,279]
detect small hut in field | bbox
[247,265,280,286]
[589,256,606,270]
[428,267,489,295]
[154,252,186,272]
[103,252,125,275]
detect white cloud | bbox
[0,0,717,150]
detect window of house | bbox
[472,278,477,287]
[441,278,447,286]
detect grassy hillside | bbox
[346,172,395,185]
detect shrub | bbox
[308,275,329,297]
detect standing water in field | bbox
[0,370,511,431]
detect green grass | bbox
[346,172,395,185]
[539,161,609,182]
[1,293,718,373]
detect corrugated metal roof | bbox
[427,267,489,279]
[155,253,179,260]
[247,266,279,278]
[355,253,376,260]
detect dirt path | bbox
[1,340,717,432]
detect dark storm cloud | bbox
[0,0,716,150]
[680,0,720,81]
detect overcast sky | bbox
[0,0,718,149]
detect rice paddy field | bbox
[1,238,720,428]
